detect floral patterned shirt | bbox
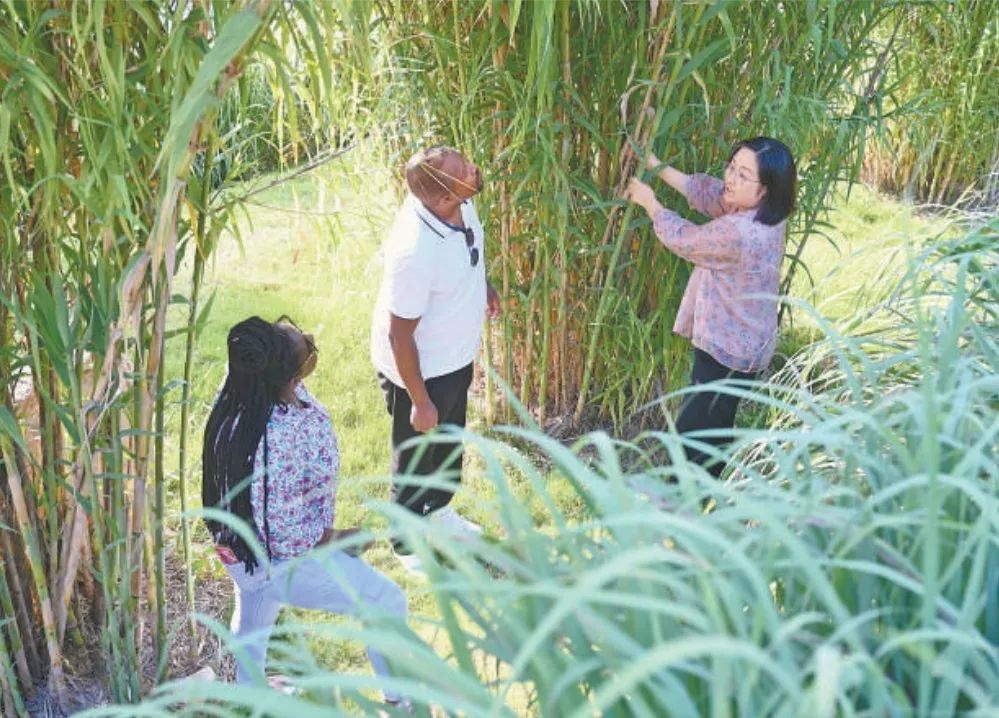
[249,384,338,559]
[652,173,786,373]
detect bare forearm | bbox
[389,334,430,404]
[636,195,665,221]
[656,165,689,196]
[387,313,438,431]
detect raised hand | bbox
[624,176,655,209]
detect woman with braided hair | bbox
[202,315,408,704]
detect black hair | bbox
[728,137,797,226]
[201,316,299,573]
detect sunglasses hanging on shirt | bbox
[419,214,479,267]
[461,226,479,267]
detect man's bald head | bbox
[405,146,481,205]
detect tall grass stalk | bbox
[0,0,341,708]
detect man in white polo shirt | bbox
[370,145,500,573]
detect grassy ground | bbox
[763,181,958,374]
[160,160,957,706]
[789,182,956,324]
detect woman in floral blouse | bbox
[202,315,407,705]
[624,137,797,478]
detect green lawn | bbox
[790,181,956,322]
[161,161,957,707]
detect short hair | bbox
[405,145,461,203]
[728,137,797,225]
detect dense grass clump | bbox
[863,2,999,208]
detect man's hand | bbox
[645,151,663,172]
[486,282,501,320]
[410,398,439,432]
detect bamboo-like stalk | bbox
[497,177,514,424]
[177,213,210,665]
[0,639,25,718]
[0,558,32,689]
[152,345,167,678]
[54,474,87,646]
[96,411,126,700]
[554,0,572,420]
[23,332,52,587]
[490,10,514,423]
[129,333,151,683]
[176,2,217,631]
[574,12,677,423]
[518,245,545,410]
[0,442,66,710]
[0,509,41,680]
[536,238,552,427]
[54,333,123,646]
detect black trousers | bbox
[378,363,474,516]
[675,348,757,479]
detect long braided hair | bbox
[202,316,299,572]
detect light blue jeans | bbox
[224,547,407,700]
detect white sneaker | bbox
[267,674,301,696]
[395,551,427,579]
[427,505,482,543]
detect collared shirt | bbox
[652,173,785,373]
[370,194,487,386]
[249,384,337,559]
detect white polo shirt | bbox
[370,194,487,387]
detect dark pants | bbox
[675,348,757,479]
[378,363,474,516]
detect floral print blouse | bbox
[652,173,786,373]
[249,384,338,560]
